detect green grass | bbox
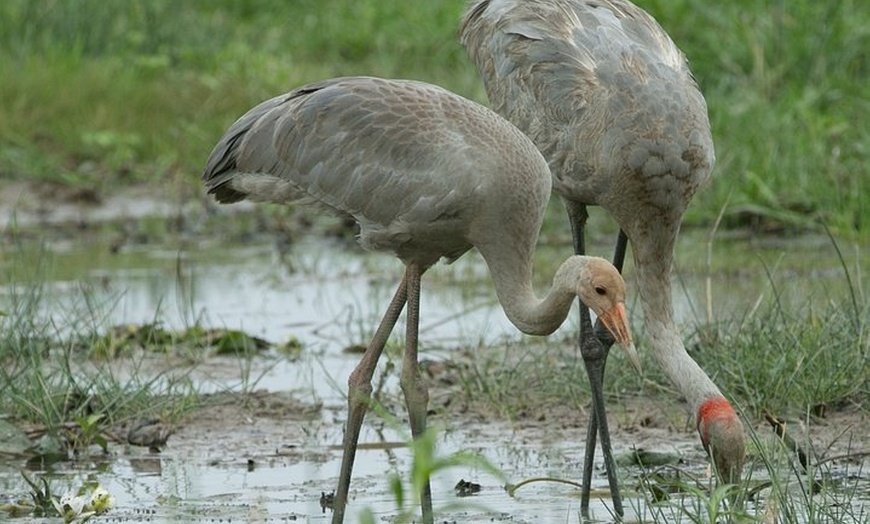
[0,249,200,455]
[0,0,474,196]
[451,233,868,423]
[0,0,866,236]
[451,234,867,423]
[644,0,869,235]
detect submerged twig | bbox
[505,476,584,497]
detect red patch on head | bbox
[696,397,738,445]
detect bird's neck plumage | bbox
[632,234,723,411]
[632,232,746,482]
[477,246,581,336]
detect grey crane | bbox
[461,0,746,516]
[202,76,639,524]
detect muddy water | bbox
[2,229,868,523]
[0,423,668,523]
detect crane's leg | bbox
[399,264,434,524]
[332,272,409,524]
[564,201,624,519]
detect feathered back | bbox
[460,0,714,221]
[203,76,551,267]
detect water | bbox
[1,426,660,523]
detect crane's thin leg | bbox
[612,230,628,271]
[564,201,624,519]
[332,273,409,524]
[578,308,625,515]
[587,229,630,520]
[584,230,630,520]
[399,264,434,524]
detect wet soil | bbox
[144,368,869,523]
[172,380,868,471]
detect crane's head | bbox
[698,397,746,485]
[574,257,641,374]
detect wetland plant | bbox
[15,470,115,523]
[356,402,508,524]
[0,253,200,454]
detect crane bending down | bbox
[201,76,640,524]
[461,0,746,515]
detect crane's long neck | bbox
[632,230,723,411]
[476,242,578,336]
[632,226,746,484]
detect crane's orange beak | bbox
[597,302,641,374]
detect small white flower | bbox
[52,492,87,519]
[87,486,116,513]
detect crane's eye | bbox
[594,286,607,296]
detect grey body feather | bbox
[203,76,550,269]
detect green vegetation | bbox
[451,273,867,428]
[644,0,869,234]
[0,0,474,198]
[11,471,114,523]
[0,0,867,235]
[355,405,507,524]
[0,246,277,461]
[0,275,199,455]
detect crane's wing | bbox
[202,76,547,260]
[205,78,480,220]
[461,0,687,123]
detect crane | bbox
[201,76,640,524]
[460,0,746,516]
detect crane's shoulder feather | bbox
[463,0,686,76]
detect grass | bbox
[1,226,866,523]
[625,423,867,523]
[2,186,866,523]
[3,219,864,522]
[0,286,197,456]
[643,0,869,235]
[0,245,277,459]
[449,230,867,422]
[689,233,867,420]
[0,0,866,237]
[349,403,509,524]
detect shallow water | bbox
[1,229,868,523]
[1,426,662,523]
